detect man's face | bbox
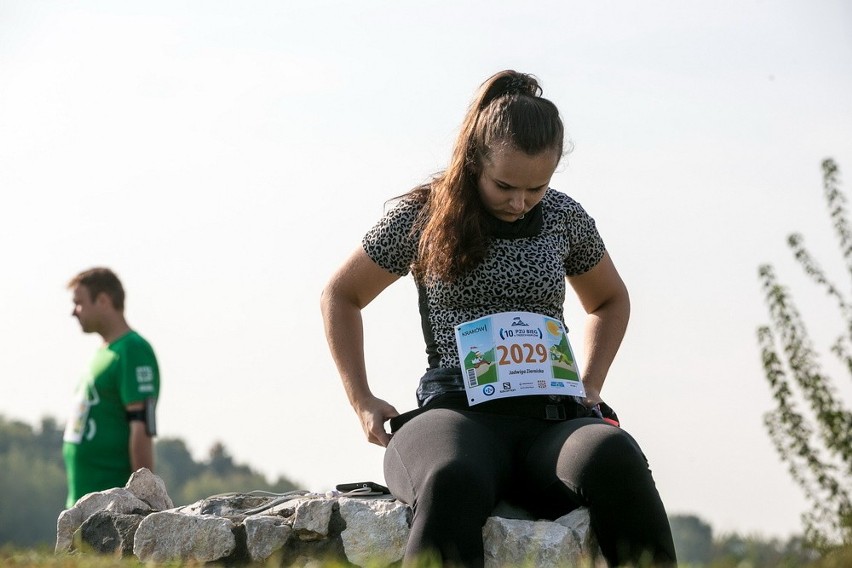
[71,285,103,334]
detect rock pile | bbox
[56,468,602,567]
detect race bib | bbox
[455,311,585,405]
[63,381,99,444]
[63,393,90,444]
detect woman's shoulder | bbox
[387,194,426,215]
[364,193,425,244]
[542,188,591,217]
[366,196,423,235]
[362,194,424,276]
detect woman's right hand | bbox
[354,395,400,447]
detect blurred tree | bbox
[154,437,203,495]
[0,413,300,547]
[757,158,852,548]
[669,514,713,565]
[207,441,251,477]
[709,532,818,568]
[0,416,33,453]
[171,440,299,505]
[176,470,299,505]
[0,417,66,547]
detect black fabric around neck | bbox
[482,200,544,239]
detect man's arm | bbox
[126,401,154,472]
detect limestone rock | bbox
[78,487,152,517]
[55,507,84,554]
[125,468,174,511]
[244,514,293,562]
[293,497,335,540]
[556,506,601,558]
[339,497,409,567]
[55,487,150,553]
[483,516,580,568]
[56,476,601,566]
[76,510,143,556]
[133,510,237,563]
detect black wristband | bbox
[126,409,146,422]
[598,401,620,425]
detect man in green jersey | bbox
[63,267,160,508]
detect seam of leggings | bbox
[387,439,418,506]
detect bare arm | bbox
[567,251,630,406]
[321,247,401,446]
[126,401,154,472]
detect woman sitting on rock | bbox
[321,69,677,568]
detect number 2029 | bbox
[496,343,548,365]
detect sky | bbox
[2,0,851,540]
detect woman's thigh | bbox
[515,418,650,516]
[519,419,677,565]
[383,408,519,507]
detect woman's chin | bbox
[492,212,524,222]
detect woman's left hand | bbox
[579,385,620,426]
[581,385,603,408]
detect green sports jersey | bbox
[62,330,159,508]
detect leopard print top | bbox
[362,188,606,370]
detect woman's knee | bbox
[587,427,648,471]
[548,424,652,492]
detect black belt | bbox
[389,392,591,433]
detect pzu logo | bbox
[483,385,496,396]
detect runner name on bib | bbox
[455,311,585,406]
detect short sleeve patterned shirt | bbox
[362,188,606,369]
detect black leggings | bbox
[384,408,676,567]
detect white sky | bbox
[2,0,851,540]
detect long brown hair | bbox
[410,70,565,282]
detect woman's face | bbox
[477,146,559,222]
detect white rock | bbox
[54,507,84,553]
[483,516,580,568]
[125,468,174,510]
[55,487,150,553]
[245,515,293,561]
[339,498,409,567]
[133,510,236,563]
[293,497,335,540]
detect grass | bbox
[4,544,851,567]
[1,547,139,567]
